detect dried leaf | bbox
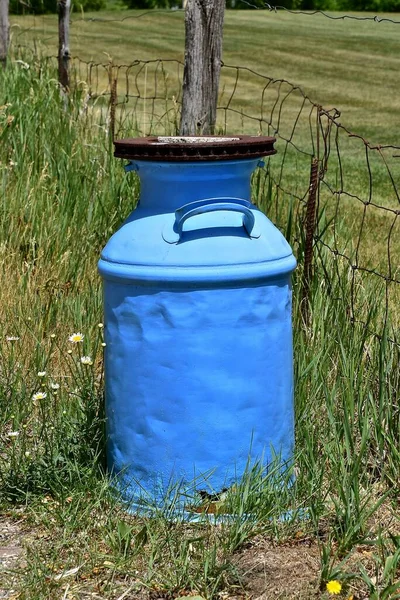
[53,565,82,581]
[103,560,115,568]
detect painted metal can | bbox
[98,136,297,514]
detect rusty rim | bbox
[114,135,276,162]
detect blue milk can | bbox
[98,136,297,514]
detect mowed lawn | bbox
[10,8,400,144]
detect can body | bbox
[98,158,296,511]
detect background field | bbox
[1,9,400,600]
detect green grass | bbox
[0,32,400,600]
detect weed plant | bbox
[0,57,399,599]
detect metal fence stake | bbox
[301,156,319,326]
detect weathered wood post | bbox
[180,0,225,135]
[0,0,9,68]
[58,0,71,90]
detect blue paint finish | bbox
[98,157,296,511]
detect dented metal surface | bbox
[98,138,296,512]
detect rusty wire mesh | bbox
[12,48,400,342]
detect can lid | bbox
[114,135,276,162]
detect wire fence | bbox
[12,45,400,342]
[9,0,400,57]
[239,1,400,24]
[12,4,400,25]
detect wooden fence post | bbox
[58,0,71,90]
[0,0,9,68]
[180,0,225,135]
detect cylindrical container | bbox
[98,136,296,514]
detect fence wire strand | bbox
[238,0,400,24]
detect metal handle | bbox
[163,197,260,244]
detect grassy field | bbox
[1,11,400,600]
[10,9,400,289]
[10,9,400,143]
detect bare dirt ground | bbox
[0,516,27,600]
[233,535,320,599]
[0,515,323,600]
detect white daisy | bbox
[68,332,84,344]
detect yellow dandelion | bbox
[68,332,84,344]
[326,580,342,595]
